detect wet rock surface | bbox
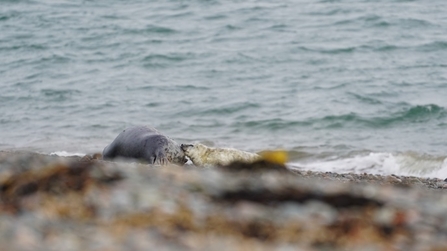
[1,151,447,251]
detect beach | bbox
[1,151,446,251]
[2,1,447,249]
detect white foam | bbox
[289,152,447,179]
[395,154,447,178]
[422,158,447,179]
[289,152,399,175]
[50,151,85,157]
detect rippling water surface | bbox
[2,0,447,177]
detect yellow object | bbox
[260,150,289,165]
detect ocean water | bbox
[1,0,447,178]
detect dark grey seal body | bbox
[102,126,186,165]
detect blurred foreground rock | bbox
[0,151,447,251]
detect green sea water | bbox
[1,0,447,177]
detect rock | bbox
[386,175,402,183]
[0,151,447,250]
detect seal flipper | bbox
[156,157,169,165]
[152,150,169,166]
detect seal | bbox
[103,125,186,165]
[181,143,261,167]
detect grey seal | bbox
[103,125,186,165]
[181,143,261,167]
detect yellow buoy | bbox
[259,150,289,165]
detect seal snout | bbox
[181,144,194,152]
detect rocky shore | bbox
[0,151,447,251]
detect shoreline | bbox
[1,150,447,250]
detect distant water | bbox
[2,0,447,178]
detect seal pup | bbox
[103,126,186,165]
[181,143,261,167]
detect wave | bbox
[298,46,356,55]
[415,41,447,52]
[297,39,447,55]
[224,104,446,131]
[141,52,206,68]
[233,119,310,131]
[330,13,435,29]
[142,53,190,63]
[50,151,85,157]
[141,25,177,35]
[314,104,446,129]
[298,43,401,54]
[288,151,447,179]
[202,102,260,116]
[40,88,81,102]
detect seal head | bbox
[103,126,186,165]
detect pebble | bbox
[0,151,447,251]
[386,176,402,183]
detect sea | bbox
[1,0,447,178]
